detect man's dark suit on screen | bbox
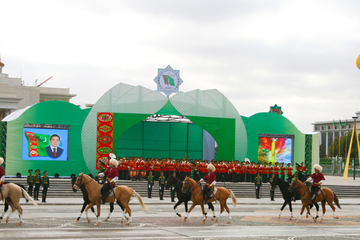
[45,146,63,158]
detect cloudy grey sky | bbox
[1,0,360,133]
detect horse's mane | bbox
[186,177,199,187]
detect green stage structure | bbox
[1,82,319,177]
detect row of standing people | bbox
[106,155,307,183]
[26,169,50,202]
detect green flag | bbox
[333,120,336,126]
[25,131,51,157]
[339,119,343,126]
[346,119,348,126]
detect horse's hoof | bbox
[334,216,339,219]
[6,218,9,223]
[94,222,98,226]
[215,219,218,223]
[16,222,21,226]
[126,222,130,225]
[211,218,214,221]
[178,214,182,218]
[202,220,205,224]
[104,218,108,222]
[126,217,129,220]
[75,219,79,222]
[319,220,323,223]
[296,220,300,223]
[277,217,280,220]
[313,219,317,222]
[183,217,187,222]
[205,216,207,219]
[121,220,124,224]
[87,219,91,223]
[289,217,292,220]
[227,221,230,224]
[306,215,309,218]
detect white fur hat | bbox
[109,158,119,168]
[314,164,322,173]
[0,157,3,165]
[207,163,216,172]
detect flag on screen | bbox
[25,131,50,157]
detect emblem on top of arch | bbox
[154,65,183,97]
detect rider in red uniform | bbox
[97,158,119,204]
[0,157,5,186]
[198,163,216,204]
[307,164,325,203]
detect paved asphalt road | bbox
[0,196,360,239]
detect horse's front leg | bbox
[184,202,196,222]
[105,202,114,221]
[296,204,306,223]
[84,202,95,223]
[208,203,215,220]
[278,200,288,219]
[94,203,100,226]
[200,204,206,224]
[76,201,88,222]
[288,201,293,220]
[174,200,182,218]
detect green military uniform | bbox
[34,172,41,200]
[158,174,166,200]
[255,175,262,199]
[41,174,50,202]
[27,172,34,197]
[95,166,106,184]
[147,174,154,198]
[269,175,275,201]
[190,168,201,181]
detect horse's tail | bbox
[229,189,237,207]
[333,191,341,209]
[132,189,148,211]
[21,188,38,206]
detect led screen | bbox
[257,134,294,165]
[22,123,69,161]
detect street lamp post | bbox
[352,116,358,180]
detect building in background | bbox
[312,112,360,156]
[0,58,76,120]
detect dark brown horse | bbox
[73,173,147,225]
[181,176,236,224]
[289,179,341,223]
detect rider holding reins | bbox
[198,163,216,204]
[97,158,119,204]
[306,164,325,203]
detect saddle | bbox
[99,187,115,198]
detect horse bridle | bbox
[289,179,307,198]
[74,174,92,188]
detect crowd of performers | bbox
[95,155,325,205]
[97,156,308,183]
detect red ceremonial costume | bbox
[103,167,118,187]
[203,172,216,187]
[310,172,325,186]
[0,166,4,186]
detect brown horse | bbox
[181,176,237,224]
[73,173,147,226]
[289,179,341,223]
[0,183,37,225]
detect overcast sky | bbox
[1,0,360,133]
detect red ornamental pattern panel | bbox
[96,112,114,170]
